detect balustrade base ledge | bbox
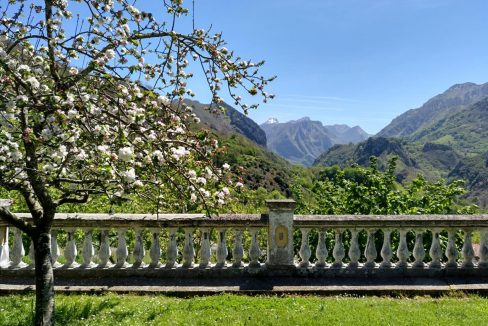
[5,276,488,296]
[3,264,488,279]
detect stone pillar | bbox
[266,199,296,268]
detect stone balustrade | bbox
[0,213,266,273]
[294,215,487,271]
[1,200,488,279]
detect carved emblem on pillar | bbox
[275,225,288,248]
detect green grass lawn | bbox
[1,293,487,325]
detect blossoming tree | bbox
[0,0,273,324]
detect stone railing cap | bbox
[0,199,11,207]
[266,199,296,211]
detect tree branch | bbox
[0,207,34,235]
[55,193,89,206]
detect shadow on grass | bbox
[53,297,119,325]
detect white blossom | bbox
[26,76,40,89]
[118,147,133,162]
[171,146,189,161]
[105,49,115,59]
[152,150,165,163]
[196,177,206,185]
[123,168,136,182]
[75,149,87,161]
[17,65,31,72]
[157,95,170,105]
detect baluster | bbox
[299,228,311,268]
[28,239,36,268]
[413,229,426,268]
[115,228,130,268]
[81,228,95,268]
[315,229,328,268]
[0,227,9,268]
[98,229,112,268]
[461,229,475,268]
[364,229,377,268]
[10,228,26,268]
[50,229,60,268]
[182,228,194,268]
[396,229,410,268]
[232,229,244,268]
[479,229,488,268]
[332,229,345,268]
[445,229,458,268]
[199,228,211,268]
[429,229,442,269]
[380,229,393,268]
[215,228,228,268]
[249,228,261,268]
[149,228,161,268]
[63,228,79,268]
[348,229,361,268]
[132,228,146,268]
[166,227,178,268]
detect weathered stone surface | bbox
[266,200,296,267]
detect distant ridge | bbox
[261,117,369,166]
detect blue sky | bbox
[168,0,488,134]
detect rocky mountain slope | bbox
[378,82,488,138]
[261,117,369,166]
[185,99,267,147]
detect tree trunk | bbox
[34,232,55,326]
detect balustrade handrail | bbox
[0,213,267,228]
[295,214,488,228]
[2,213,488,229]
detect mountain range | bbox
[315,82,488,207]
[185,81,488,207]
[186,99,369,167]
[261,117,369,166]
